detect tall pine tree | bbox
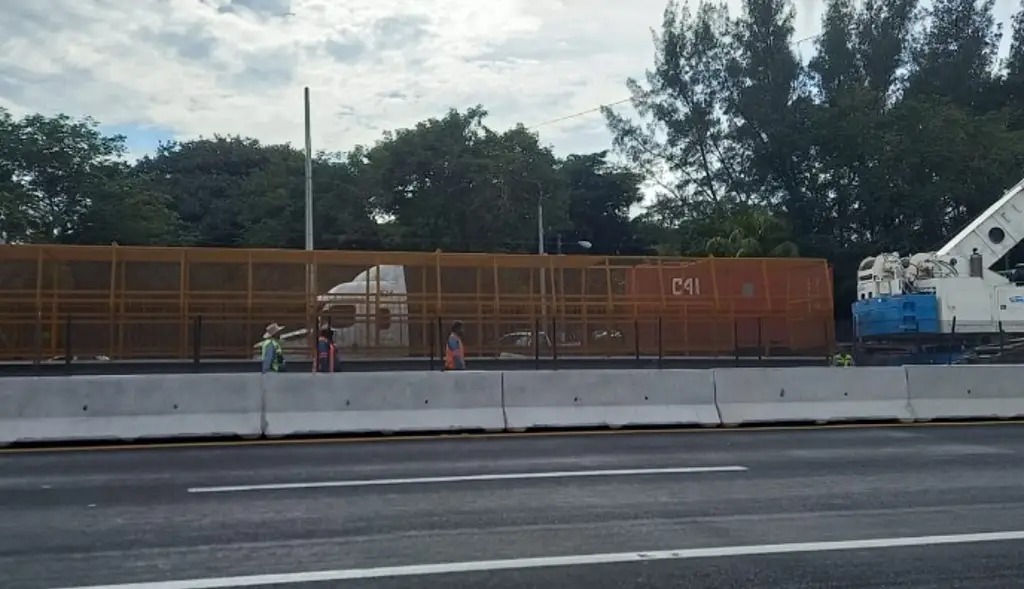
[909,0,1001,109]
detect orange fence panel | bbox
[0,245,835,361]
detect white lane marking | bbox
[54,530,1024,589]
[186,466,748,494]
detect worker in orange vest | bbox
[314,324,338,373]
[444,320,466,371]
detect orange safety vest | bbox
[444,333,465,370]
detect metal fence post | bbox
[912,319,921,365]
[657,316,663,369]
[64,316,72,372]
[757,316,764,361]
[999,320,1005,356]
[948,316,957,365]
[429,319,436,371]
[733,319,739,366]
[852,314,859,365]
[33,310,42,374]
[192,315,202,369]
[437,316,444,371]
[551,317,558,365]
[634,319,640,366]
[327,316,336,373]
[311,315,319,371]
[534,317,540,369]
[64,315,72,362]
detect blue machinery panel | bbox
[853,294,941,337]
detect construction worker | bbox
[444,320,466,371]
[314,323,338,373]
[831,346,855,367]
[260,322,287,373]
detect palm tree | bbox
[704,208,799,257]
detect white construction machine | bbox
[253,265,412,359]
[854,176,1024,349]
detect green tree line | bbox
[0,107,648,256]
[613,0,1024,304]
[2,0,1024,310]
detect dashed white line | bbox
[186,466,748,494]
[54,530,1024,589]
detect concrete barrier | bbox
[906,365,1024,420]
[713,367,912,425]
[9,365,1024,446]
[0,374,263,445]
[501,369,720,431]
[261,371,505,436]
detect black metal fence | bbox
[1,314,836,376]
[851,316,1024,366]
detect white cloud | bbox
[0,0,1018,161]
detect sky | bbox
[0,0,1020,162]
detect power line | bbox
[793,33,821,45]
[528,98,632,129]
[528,32,823,131]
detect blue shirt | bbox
[316,337,337,372]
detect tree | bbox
[855,0,919,106]
[72,168,182,245]
[605,1,739,207]
[0,109,29,242]
[704,207,799,257]
[605,1,758,258]
[908,0,1001,110]
[807,0,915,254]
[869,98,1024,250]
[560,152,649,254]
[809,0,863,104]
[360,107,565,253]
[134,136,281,246]
[0,108,179,245]
[1009,1,1024,84]
[236,150,381,250]
[727,0,819,234]
[133,136,380,249]
[1002,1,1024,128]
[605,0,1024,313]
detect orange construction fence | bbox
[0,245,835,361]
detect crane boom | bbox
[936,176,1024,265]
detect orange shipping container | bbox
[627,258,834,355]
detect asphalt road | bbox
[2,424,1024,588]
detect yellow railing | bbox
[0,245,835,360]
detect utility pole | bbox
[537,195,545,254]
[303,87,316,339]
[537,193,547,335]
[304,86,313,253]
